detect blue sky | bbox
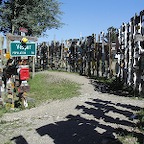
[38,0,144,43]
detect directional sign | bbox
[10,42,36,56]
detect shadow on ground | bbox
[35,98,144,144]
[11,135,28,144]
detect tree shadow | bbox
[11,135,29,144]
[36,114,122,144]
[36,98,143,144]
[90,78,141,97]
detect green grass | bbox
[0,72,81,116]
[118,135,140,144]
[4,141,13,144]
[28,72,81,106]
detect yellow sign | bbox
[21,37,28,43]
[5,52,10,59]
[64,47,68,51]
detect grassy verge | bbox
[28,72,81,106]
[0,72,81,116]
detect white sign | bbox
[134,34,144,42]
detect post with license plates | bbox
[17,63,30,108]
[0,35,4,105]
[10,38,36,108]
[5,32,37,108]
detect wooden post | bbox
[32,56,35,78]
[108,31,112,78]
[127,21,133,86]
[0,36,4,105]
[96,34,100,77]
[101,32,105,77]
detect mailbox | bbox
[19,68,30,80]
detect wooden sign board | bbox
[6,33,37,42]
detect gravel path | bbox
[0,71,144,144]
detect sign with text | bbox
[10,42,36,56]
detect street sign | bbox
[10,42,36,56]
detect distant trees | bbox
[0,0,64,36]
[105,26,118,43]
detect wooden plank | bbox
[6,33,37,42]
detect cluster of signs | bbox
[9,27,37,57]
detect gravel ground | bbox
[0,71,144,144]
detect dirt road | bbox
[0,71,144,144]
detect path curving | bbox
[0,71,143,144]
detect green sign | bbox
[10,42,36,56]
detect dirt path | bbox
[0,71,144,144]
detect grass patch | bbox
[28,72,81,106]
[4,141,13,144]
[137,109,144,131]
[0,106,7,117]
[0,72,81,116]
[118,135,140,144]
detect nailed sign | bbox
[134,34,144,42]
[10,42,36,56]
[7,33,37,42]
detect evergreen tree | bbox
[0,0,63,36]
[105,26,118,43]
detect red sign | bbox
[19,68,30,80]
[19,27,28,33]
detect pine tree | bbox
[0,0,63,36]
[105,26,118,43]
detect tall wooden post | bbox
[127,20,133,86]
[108,31,112,78]
[0,35,4,105]
[101,32,105,77]
[97,34,100,77]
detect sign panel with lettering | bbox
[10,42,36,56]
